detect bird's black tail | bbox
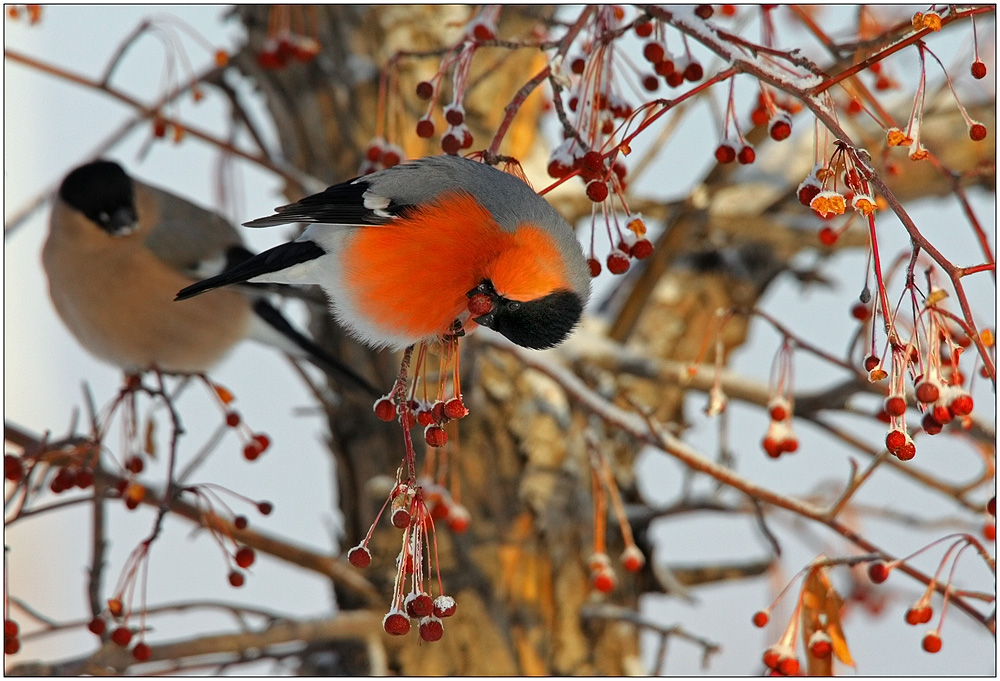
[175,241,325,301]
[251,299,380,397]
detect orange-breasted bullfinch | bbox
[43,159,376,393]
[175,155,591,351]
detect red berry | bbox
[737,145,755,164]
[445,107,464,126]
[382,610,411,636]
[971,60,987,79]
[620,545,645,572]
[864,355,880,371]
[684,61,703,82]
[88,617,107,635]
[4,454,23,482]
[642,42,665,64]
[447,505,471,533]
[715,143,736,164]
[4,620,17,639]
[769,119,791,141]
[922,632,942,653]
[932,404,954,424]
[443,397,469,420]
[591,570,615,593]
[654,58,675,77]
[111,626,133,647]
[885,428,906,453]
[915,380,939,403]
[752,610,769,627]
[152,116,168,138]
[582,150,604,173]
[416,408,434,427]
[695,4,714,19]
[922,413,943,435]
[988,496,996,517]
[405,591,434,617]
[257,501,273,515]
[243,443,262,461]
[642,74,659,91]
[225,411,240,427]
[347,545,371,568]
[547,159,571,178]
[868,561,890,584]
[949,392,974,416]
[905,607,922,625]
[441,133,461,155]
[73,467,93,489]
[762,647,781,670]
[969,123,987,141]
[415,80,434,99]
[424,425,448,448]
[762,436,782,459]
[818,226,838,246]
[416,118,435,139]
[846,99,863,115]
[373,397,396,422]
[798,183,821,207]
[382,149,401,167]
[777,656,799,675]
[235,546,255,568]
[132,641,152,661]
[634,20,653,38]
[851,303,871,321]
[228,571,245,587]
[570,57,586,75]
[126,455,144,474]
[809,634,832,658]
[391,507,411,529]
[751,106,768,126]
[606,250,630,275]
[433,595,457,618]
[253,434,270,453]
[631,239,654,259]
[884,395,906,417]
[4,638,19,655]
[419,616,444,642]
[666,70,684,87]
[472,23,495,41]
[465,290,494,320]
[586,180,609,202]
[587,257,602,277]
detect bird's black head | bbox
[468,279,583,350]
[58,160,138,236]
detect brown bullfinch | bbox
[43,159,376,393]
[176,155,591,351]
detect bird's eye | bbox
[507,301,520,312]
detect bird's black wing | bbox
[175,241,325,300]
[243,177,415,228]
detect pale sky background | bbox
[4,5,995,675]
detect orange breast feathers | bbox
[342,190,572,339]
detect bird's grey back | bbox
[141,183,243,276]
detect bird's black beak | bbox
[466,279,499,328]
[106,206,139,236]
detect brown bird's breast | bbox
[43,203,252,373]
